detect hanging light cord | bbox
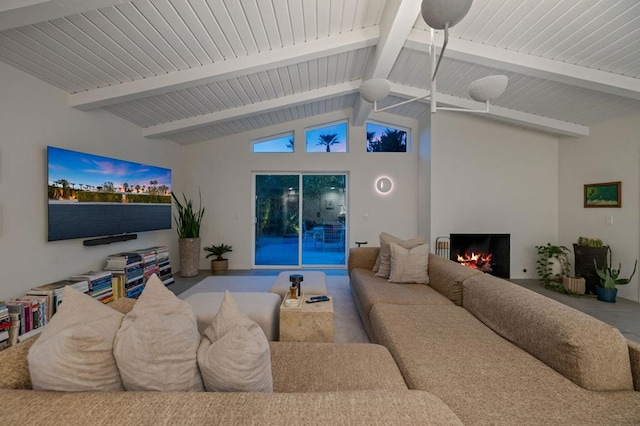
[431,22,449,82]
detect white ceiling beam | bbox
[406,29,640,101]
[353,0,422,126]
[0,0,130,31]
[143,81,361,139]
[385,82,589,137]
[70,27,378,111]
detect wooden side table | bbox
[279,295,333,342]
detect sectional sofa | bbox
[0,297,461,425]
[349,247,640,424]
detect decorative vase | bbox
[573,244,609,295]
[178,237,201,277]
[211,259,229,274]
[596,287,617,303]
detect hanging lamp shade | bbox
[359,78,392,103]
[421,0,473,29]
[468,75,509,102]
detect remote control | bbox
[306,296,329,303]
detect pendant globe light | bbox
[359,0,508,114]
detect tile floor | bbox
[169,271,640,343]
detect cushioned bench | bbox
[183,292,281,340]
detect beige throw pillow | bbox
[198,291,273,393]
[113,274,203,392]
[375,232,426,278]
[28,286,124,391]
[389,242,430,284]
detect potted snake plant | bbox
[172,190,204,277]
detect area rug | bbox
[178,275,369,344]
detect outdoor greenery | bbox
[171,190,204,238]
[317,133,340,152]
[594,249,637,289]
[204,243,233,260]
[366,128,407,152]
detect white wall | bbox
[182,110,421,270]
[0,62,182,299]
[558,112,640,302]
[429,112,559,279]
[417,110,431,241]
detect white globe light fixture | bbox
[359,0,508,115]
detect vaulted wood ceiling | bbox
[1,0,639,144]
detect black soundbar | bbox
[83,234,137,246]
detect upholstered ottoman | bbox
[270,271,328,297]
[183,292,281,340]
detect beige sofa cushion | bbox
[28,286,124,392]
[198,291,272,393]
[427,254,482,306]
[114,274,204,392]
[463,273,633,391]
[375,233,426,278]
[628,340,640,391]
[370,303,640,425]
[389,243,429,284]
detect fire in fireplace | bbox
[450,234,510,278]
[457,252,493,273]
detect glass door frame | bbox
[252,171,349,269]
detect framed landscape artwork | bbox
[584,181,621,208]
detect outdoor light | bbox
[359,0,508,114]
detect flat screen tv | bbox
[47,146,172,242]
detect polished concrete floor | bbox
[169,270,640,343]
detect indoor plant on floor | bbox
[594,249,637,303]
[204,243,233,274]
[172,190,205,277]
[535,243,571,291]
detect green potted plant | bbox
[204,243,233,274]
[535,243,571,289]
[594,249,637,303]
[172,190,204,277]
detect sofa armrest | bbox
[348,247,380,276]
[0,337,38,389]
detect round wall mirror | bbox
[376,177,393,194]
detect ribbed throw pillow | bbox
[197,291,273,393]
[388,242,429,284]
[375,232,426,278]
[113,274,203,392]
[28,286,124,391]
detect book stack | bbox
[25,279,87,322]
[0,302,11,350]
[105,252,144,299]
[132,248,159,283]
[7,296,47,342]
[70,271,114,304]
[149,246,174,286]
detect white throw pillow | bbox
[375,232,426,278]
[113,274,203,391]
[197,291,273,393]
[389,242,430,284]
[28,286,124,391]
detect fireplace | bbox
[450,234,510,279]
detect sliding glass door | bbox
[253,173,347,268]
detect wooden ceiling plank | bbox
[69,26,378,109]
[116,2,189,70]
[0,0,133,31]
[302,0,317,41]
[243,0,271,51]
[222,0,258,55]
[272,0,293,47]
[83,9,163,76]
[143,80,359,137]
[3,27,105,88]
[287,0,305,43]
[405,29,640,101]
[170,0,224,62]
[188,0,234,60]
[153,0,211,66]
